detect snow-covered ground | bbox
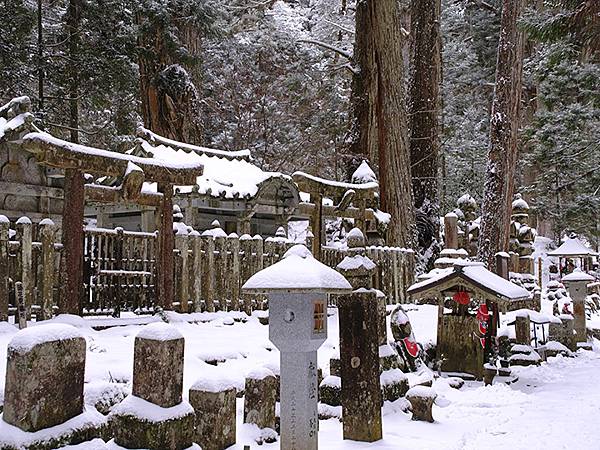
[0,305,599,449]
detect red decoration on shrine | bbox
[479,337,486,348]
[402,337,419,358]
[477,304,489,335]
[453,291,470,305]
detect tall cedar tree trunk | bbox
[137,15,203,143]
[478,0,525,269]
[409,0,442,254]
[62,0,85,314]
[350,0,416,248]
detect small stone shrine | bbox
[561,269,594,345]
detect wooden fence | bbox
[0,218,416,320]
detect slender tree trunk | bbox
[409,0,442,256]
[37,0,44,114]
[67,0,80,143]
[478,0,525,269]
[350,0,416,248]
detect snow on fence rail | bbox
[0,219,415,320]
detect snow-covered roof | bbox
[408,261,531,302]
[547,238,597,257]
[561,268,595,282]
[136,136,296,201]
[351,160,377,184]
[242,244,352,293]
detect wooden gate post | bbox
[157,183,174,310]
[61,169,85,315]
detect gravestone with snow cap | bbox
[109,322,195,450]
[562,269,594,344]
[242,244,351,450]
[0,323,105,450]
[190,374,237,450]
[243,367,277,432]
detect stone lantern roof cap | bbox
[242,244,352,293]
[561,268,595,282]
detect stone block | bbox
[3,324,86,432]
[189,384,236,450]
[109,395,195,450]
[133,323,184,408]
[319,375,341,406]
[243,369,277,430]
[380,369,409,402]
[406,386,437,422]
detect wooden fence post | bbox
[0,216,9,321]
[214,234,227,311]
[190,231,202,312]
[239,234,253,315]
[227,233,240,311]
[16,217,33,320]
[201,234,215,312]
[39,219,57,321]
[175,230,190,313]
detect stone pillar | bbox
[444,213,458,250]
[3,324,86,432]
[243,368,277,430]
[515,315,531,345]
[175,229,189,313]
[0,215,10,321]
[110,323,194,450]
[337,289,383,442]
[495,252,509,279]
[16,217,33,319]
[549,315,576,352]
[96,208,109,228]
[39,219,57,321]
[141,208,155,232]
[189,382,236,450]
[406,386,437,422]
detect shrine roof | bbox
[547,238,597,257]
[408,261,531,304]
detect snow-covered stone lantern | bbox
[561,269,594,345]
[242,245,352,450]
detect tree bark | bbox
[350,0,416,248]
[409,0,442,254]
[478,0,525,269]
[137,12,204,143]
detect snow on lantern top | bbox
[242,244,352,294]
[561,268,595,283]
[351,160,377,184]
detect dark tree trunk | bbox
[349,0,416,248]
[137,15,203,143]
[66,0,80,143]
[478,0,525,269]
[409,0,442,256]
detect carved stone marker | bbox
[189,377,237,450]
[549,314,576,351]
[242,244,351,450]
[562,269,594,344]
[243,367,277,430]
[3,324,86,431]
[337,289,383,441]
[109,322,194,450]
[515,315,531,345]
[132,323,184,407]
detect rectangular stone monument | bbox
[243,368,277,431]
[189,380,236,450]
[515,315,531,345]
[3,324,86,431]
[337,289,383,442]
[109,322,195,450]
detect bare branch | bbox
[297,39,354,61]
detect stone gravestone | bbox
[109,322,195,450]
[243,367,278,431]
[242,244,351,450]
[189,375,237,450]
[1,323,102,449]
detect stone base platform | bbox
[108,396,195,450]
[0,409,106,450]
